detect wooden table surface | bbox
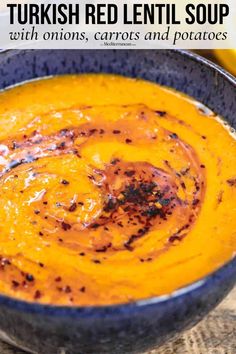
[1,287,235,354]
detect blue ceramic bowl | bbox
[0,50,235,354]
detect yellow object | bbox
[214,49,236,76]
[0,74,235,306]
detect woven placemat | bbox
[1,287,235,354]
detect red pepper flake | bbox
[93,259,101,264]
[124,243,133,251]
[155,110,166,117]
[61,222,71,231]
[169,235,181,243]
[34,210,40,215]
[95,243,112,253]
[0,257,11,267]
[68,203,77,212]
[113,130,121,134]
[124,170,135,177]
[125,138,132,144]
[34,290,42,300]
[63,285,72,293]
[12,280,20,288]
[88,175,95,181]
[39,231,44,236]
[73,149,81,158]
[200,164,205,169]
[227,178,236,187]
[79,252,85,256]
[192,199,200,206]
[139,111,147,120]
[61,179,69,185]
[89,128,97,135]
[169,133,178,139]
[26,274,34,282]
[140,257,153,262]
[55,276,62,282]
[57,141,66,149]
[38,262,44,268]
[90,223,100,229]
[217,191,223,204]
[180,167,190,176]
[111,158,120,165]
[80,286,86,293]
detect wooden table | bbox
[1,287,235,354]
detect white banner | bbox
[0,0,235,49]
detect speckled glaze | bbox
[0,50,235,354]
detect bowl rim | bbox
[0,48,235,316]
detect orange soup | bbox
[0,74,235,306]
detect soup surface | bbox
[0,74,235,306]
